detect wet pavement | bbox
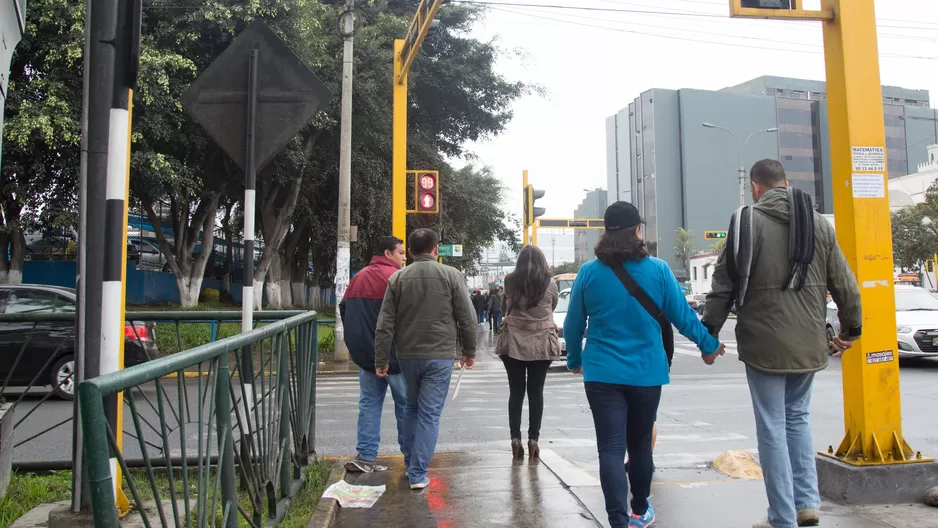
[331,450,938,527]
[334,451,598,528]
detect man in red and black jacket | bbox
[339,236,407,473]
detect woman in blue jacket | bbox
[564,202,724,528]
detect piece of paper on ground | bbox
[322,480,387,508]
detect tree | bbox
[550,261,581,276]
[674,227,696,272]
[891,208,937,271]
[709,238,727,255]
[1,0,84,284]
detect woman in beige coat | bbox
[495,245,561,458]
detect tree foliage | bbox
[891,184,938,271]
[3,0,527,305]
[549,261,581,276]
[0,0,84,283]
[674,227,696,272]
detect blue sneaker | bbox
[629,503,656,527]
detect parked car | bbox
[553,288,569,359]
[0,285,158,399]
[827,285,938,359]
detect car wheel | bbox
[50,356,76,400]
[826,325,836,356]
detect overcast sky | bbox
[454,0,938,264]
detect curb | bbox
[306,461,347,528]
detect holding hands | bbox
[701,343,726,365]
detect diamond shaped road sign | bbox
[181,20,333,173]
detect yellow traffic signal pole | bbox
[730,0,930,468]
[392,40,408,253]
[522,170,529,246]
[392,0,445,254]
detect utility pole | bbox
[334,0,356,362]
[551,233,556,267]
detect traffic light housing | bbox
[704,231,727,240]
[741,0,791,7]
[414,171,439,214]
[523,185,546,227]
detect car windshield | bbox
[555,291,570,313]
[895,288,938,311]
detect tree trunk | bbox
[220,203,233,301]
[176,274,204,308]
[265,253,284,310]
[253,281,264,311]
[254,177,303,308]
[0,223,26,285]
[279,256,293,308]
[143,193,220,308]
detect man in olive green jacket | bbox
[374,228,477,490]
[703,159,862,528]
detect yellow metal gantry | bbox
[392,0,445,254]
[731,0,930,466]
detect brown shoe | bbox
[528,439,540,458]
[511,438,524,459]
[797,508,820,526]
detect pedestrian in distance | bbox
[564,201,725,528]
[472,289,486,325]
[339,236,408,473]
[488,285,503,333]
[495,245,562,459]
[374,228,478,490]
[703,159,862,528]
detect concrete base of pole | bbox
[817,454,938,504]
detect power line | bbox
[498,3,938,44]
[460,0,938,32]
[487,6,938,60]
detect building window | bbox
[693,267,698,281]
[703,266,708,280]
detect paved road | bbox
[312,322,938,483]
[10,319,938,477]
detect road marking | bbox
[538,448,602,487]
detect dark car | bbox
[0,285,158,400]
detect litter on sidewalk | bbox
[322,480,387,508]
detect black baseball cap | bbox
[604,201,644,232]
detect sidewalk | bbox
[321,450,938,528]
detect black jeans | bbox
[500,355,552,440]
[585,382,661,527]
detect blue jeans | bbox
[477,312,485,324]
[746,366,819,528]
[490,311,502,332]
[585,382,660,527]
[356,369,407,462]
[399,359,453,484]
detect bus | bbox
[554,273,577,292]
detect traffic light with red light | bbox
[413,170,439,214]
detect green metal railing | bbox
[0,310,335,471]
[78,310,321,528]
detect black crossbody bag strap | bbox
[608,264,675,368]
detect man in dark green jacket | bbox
[374,228,477,490]
[703,159,862,528]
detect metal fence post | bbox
[309,322,318,455]
[278,334,292,497]
[78,383,119,528]
[214,353,238,528]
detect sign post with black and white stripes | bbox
[181,20,332,473]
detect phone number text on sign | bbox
[851,146,885,172]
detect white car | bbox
[828,285,938,358]
[554,288,586,360]
[895,285,938,358]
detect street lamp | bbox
[702,123,779,207]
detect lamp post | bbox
[702,123,779,207]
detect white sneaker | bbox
[410,477,430,490]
